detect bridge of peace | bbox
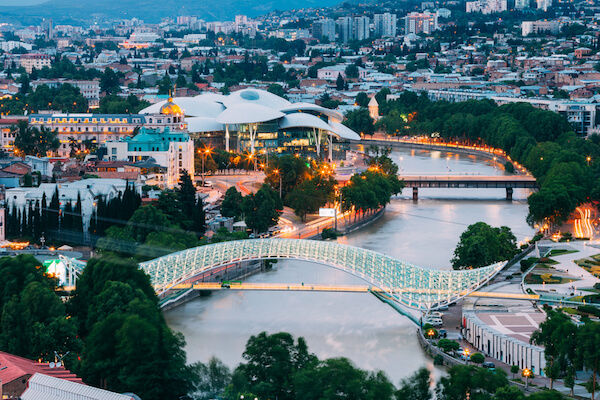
[136,238,509,320]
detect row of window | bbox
[31,118,138,124]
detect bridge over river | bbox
[400,175,538,200]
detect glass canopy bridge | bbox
[139,239,505,312]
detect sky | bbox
[0,0,45,5]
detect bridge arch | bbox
[139,239,504,311]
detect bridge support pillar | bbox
[506,187,513,201]
[412,187,418,201]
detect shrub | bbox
[504,161,514,173]
[433,354,444,365]
[438,339,460,352]
[470,352,485,364]
[520,257,538,272]
[321,228,339,240]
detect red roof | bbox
[0,351,83,386]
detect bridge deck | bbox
[168,283,540,300]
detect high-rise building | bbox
[515,0,529,9]
[336,17,352,42]
[312,19,336,41]
[374,13,397,37]
[537,0,551,11]
[466,0,508,13]
[404,12,438,35]
[353,16,370,40]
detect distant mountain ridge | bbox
[0,0,342,25]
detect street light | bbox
[274,169,282,199]
[464,348,470,363]
[201,147,212,186]
[427,329,435,343]
[588,156,592,167]
[523,368,531,388]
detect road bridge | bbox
[401,175,538,200]
[139,238,504,311]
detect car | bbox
[203,180,213,187]
[438,329,447,338]
[430,311,444,318]
[482,362,496,369]
[425,318,443,327]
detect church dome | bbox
[160,97,183,115]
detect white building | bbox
[312,19,336,41]
[353,16,370,40]
[404,12,439,35]
[537,0,552,11]
[105,125,194,189]
[515,0,529,9]
[374,13,397,37]
[466,0,508,14]
[19,54,53,73]
[337,17,353,43]
[521,20,560,36]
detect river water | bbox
[164,148,535,385]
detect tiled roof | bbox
[0,351,83,386]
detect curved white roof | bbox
[221,88,291,109]
[279,113,332,132]
[279,102,343,123]
[194,92,228,103]
[329,121,361,141]
[139,97,225,118]
[186,117,225,133]
[215,103,285,124]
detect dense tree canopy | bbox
[451,222,518,270]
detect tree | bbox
[355,92,369,107]
[345,64,359,79]
[438,339,460,353]
[493,386,525,400]
[100,67,120,95]
[242,185,282,234]
[336,73,345,91]
[295,357,395,400]
[221,187,243,219]
[12,120,59,157]
[451,222,518,270]
[470,352,485,364]
[510,365,519,378]
[267,83,286,98]
[343,108,374,138]
[179,170,196,217]
[286,175,336,221]
[191,357,232,400]
[264,155,312,199]
[232,332,317,400]
[396,367,433,400]
[577,322,600,400]
[531,310,577,390]
[436,365,508,400]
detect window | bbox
[112,148,116,154]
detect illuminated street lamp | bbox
[523,368,531,388]
[201,147,212,186]
[427,329,435,343]
[464,348,470,363]
[588,156,592,167]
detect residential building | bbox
[537,0,552,11]
[515,0,530,9]
[466,0,508,14]
[374,13,397,37]
[353,16,370,41]
[312,19,336,41]
[404,12,439,35]
[19,54,52,73]
[521,20,560,36]
[337,17,353,43]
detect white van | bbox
[426,318,443,327]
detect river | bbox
[164,147,535,385]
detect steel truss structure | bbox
[139,239,504,311]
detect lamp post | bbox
[427,329,435,344]
[523,368,531,388]
[201,148,211,187]
[274,169,282,199]
[446,156,451,175]
[588,156,592,167]
[464,348,470,363]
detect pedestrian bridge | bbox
[139,239,504,311]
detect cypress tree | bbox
[49,186,60,232]
[63,202,73,232]
[27,203,34,238]
[20,206,26,238]
[40,192,47,236]
[33,200,41,240]
[193,197,206,236]
[74,192,83,232]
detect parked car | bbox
[438,329,447,338]
[425,318,443,327]
[482,361,496,369]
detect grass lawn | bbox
[548,249,579,257]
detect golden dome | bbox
[160,97,183,115]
